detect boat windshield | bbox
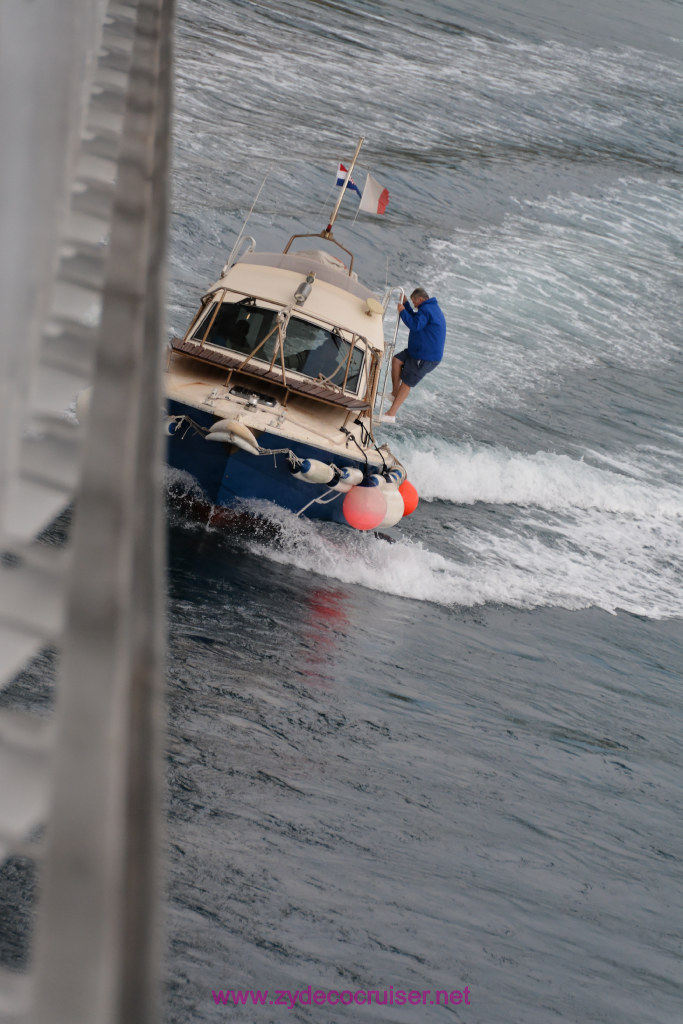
[192,301,365,393]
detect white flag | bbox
[359,172,389,214]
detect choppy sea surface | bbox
[164,1,682,1022]
[6,1,681,1022]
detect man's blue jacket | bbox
[399,297,447,362]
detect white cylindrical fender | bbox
[331,466,365,492]
[339,466,364,487]
[386,466,406,486]
[368,472,405,492]
[291,458,336,484]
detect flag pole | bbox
[323,135,364,237]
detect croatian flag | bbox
[359,171,390,215]
[335,162,362,198]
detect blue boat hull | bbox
[166,400,373,525]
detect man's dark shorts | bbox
[394,348,440,388]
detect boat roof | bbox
[206,246,387,351]
[220,248,381,301]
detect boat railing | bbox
[185,286,374,397]
[221,234,256,276]
[169,336,371,411]
[187,285,372,349]
[375,286,404,413]
[282,230,355,276]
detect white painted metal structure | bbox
[0,0,173,1020]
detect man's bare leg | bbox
[385,381,411,417]
[390,356,403,398]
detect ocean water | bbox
[2,1,680,1022]
[164,2,683,1022]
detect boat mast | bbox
[323,135,364,238]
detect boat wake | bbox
[229,439,683,620]
[400,436,683,517]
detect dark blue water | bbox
[164,1,683,1021]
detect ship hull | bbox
[166,399,377,525]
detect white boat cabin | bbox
[169,244,387,415]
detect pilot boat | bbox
[164,145,418,532]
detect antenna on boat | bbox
[226,166,272,266]
[323,135,364,238]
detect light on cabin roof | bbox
[294,272,316,306]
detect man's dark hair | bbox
[411,287,429,301]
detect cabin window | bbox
[279,318,364,393]
[192,301,276,354]
[192,301,364,393]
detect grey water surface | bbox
[3,1,681,1023]
[164,2,682,1022]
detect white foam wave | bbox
[242,490,682,619]
[236,426,683,621]
[165,465,205,496]
[401,438,683,517]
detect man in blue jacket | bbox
[379,287,446,423]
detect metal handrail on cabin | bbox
[282,231,355,276]
[185,285,371,352]
[169,337,372,412]
[375,285,404,413]
[221,234,256,276]
[182,285,373,399]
